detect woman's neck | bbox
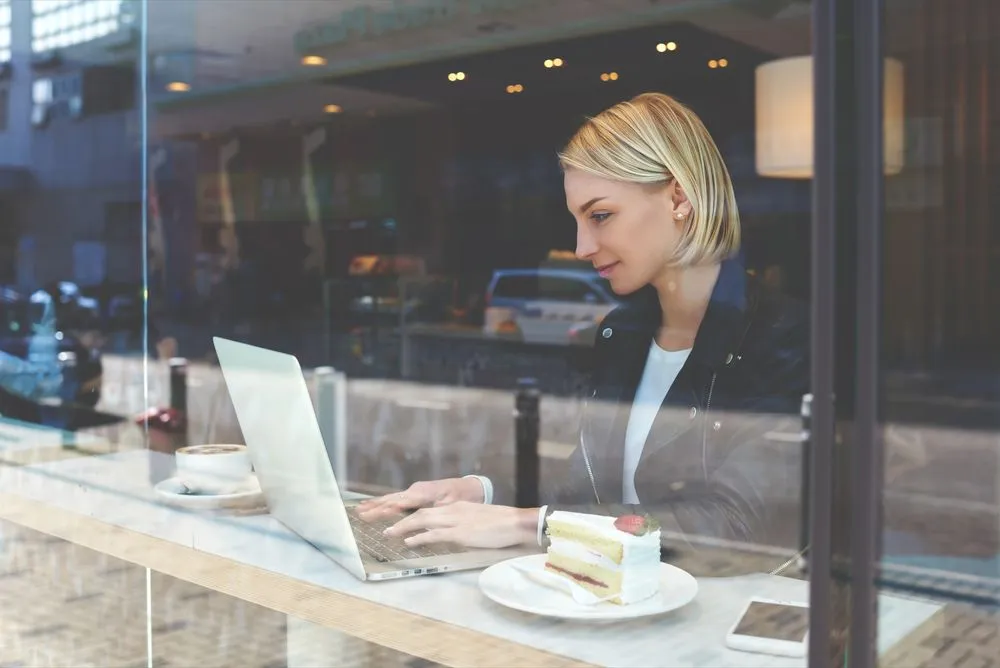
[650,262,720,351]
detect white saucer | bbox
[478,554,698,621]
[153,476,266,512]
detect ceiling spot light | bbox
[544,59,554,68]
[657,42,677,53]
[708,59,719,69]
[166,81,190,92]
[448,71,466,81]
[553,58,564,67]
[324,104,342,114]
[600,72,619,82]
[506,83,524,94]
[301,55,327,66]
[718,58,729,68]
[545,58,564,69]
[609,71,619,81]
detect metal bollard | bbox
[799,393,813,571]
[399,277,411,379]
[146,357,189,485]
[315,367,348,485]
[514,377,541,508]
[169,357,188,414]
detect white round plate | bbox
[153,476,266,512]
[479,554,698,621]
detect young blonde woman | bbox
[358,92,809,556]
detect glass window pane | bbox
[146,1,831,665]
[0,0,144,661]
[25,0,986,665]
[878,0,1000,663]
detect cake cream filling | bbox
[547,538,661,604]
[548,537,659,569]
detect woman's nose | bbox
[576,225,598,260]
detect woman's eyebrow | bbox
[578,196,607,214]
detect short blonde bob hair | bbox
[559,92,740,267]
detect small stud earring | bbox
[674,212,685,221]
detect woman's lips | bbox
[597,262,619,278]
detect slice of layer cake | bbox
[544,511,661,605]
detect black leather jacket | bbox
[544,255,810,557]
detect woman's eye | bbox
[591,212,611,224]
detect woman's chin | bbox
[607,275,642,296]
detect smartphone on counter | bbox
[725,597,809,658]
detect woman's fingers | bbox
[384,506,457,536]
[355,491,423,521]
[380,503,528,549]
[403,527,457,548]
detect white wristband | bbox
[463,475,494,504]
[536,505,549,546]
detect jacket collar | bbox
[610,253,753,370]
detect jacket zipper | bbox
[701,372,717,479]
[580,393,602,504]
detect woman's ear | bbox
[671,181,693,220]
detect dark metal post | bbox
[169,357,188,413]
[809,0,840,664]
[851,0,887,664]
[514,377,540,508]
[799,393,813,571]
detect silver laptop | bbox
[212,336,533,581]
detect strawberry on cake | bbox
[543,511,661,605]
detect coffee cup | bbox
[175,444,253,495]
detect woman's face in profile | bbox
[565,168,689,295]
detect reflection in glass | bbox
[877,0,1000,665]
[30,0,122,52]
[0,0,10,62]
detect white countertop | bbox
[0,450,941,668]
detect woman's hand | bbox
[384,502,539,549]
[354,477,484,522]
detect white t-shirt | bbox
[622,340,691,504]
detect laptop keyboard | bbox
[346,508,469,563]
